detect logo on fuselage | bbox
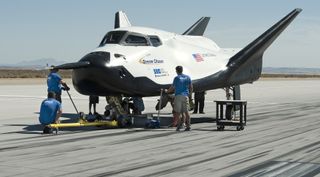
[153,68,169,77]
[139,58,164,64]
[192,53,216,62]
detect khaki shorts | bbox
[174,95,189,113]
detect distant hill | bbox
[262,67,320,75]
[1,59,320,75]
[0,58,68,69]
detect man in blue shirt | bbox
[39,92,62,133]
[166,66,193,131]
[47,66,69,103]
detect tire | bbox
[217,125,225,131]
[117,115,132,128]
[226,105,233,120]
[104,110,110,117]
[237,126,244,131]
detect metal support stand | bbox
[158,89,163,120]
[225,87,232,100]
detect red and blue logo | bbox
[192,53,204,62]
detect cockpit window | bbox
[124,35,148,46]
[99,31,127,46]
[149,36,162,47]
[99,31,161,47]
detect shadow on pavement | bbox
[4,112,216,134]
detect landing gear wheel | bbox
[117,115,132,128]
[226,105,233,120]
[104,110,110,117]
[236,126,244,131]
[217,125,225,131]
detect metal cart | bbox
[214,100,247,131]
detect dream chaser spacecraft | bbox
[55,9,301,98]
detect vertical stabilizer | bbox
[114,11,132,29]
[183,17,210,36]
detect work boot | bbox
[176,124,182,131]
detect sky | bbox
[0,0,319,67]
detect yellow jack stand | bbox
[48,118,118,129]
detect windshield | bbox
[125,35,148,46]
[149,36,162,47]
[99,31,127,46]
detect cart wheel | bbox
[237,126,244,131]
[217,125,225,131]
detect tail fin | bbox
[114,11,131,29]
[226,8,302,84]
[183,17,210,36]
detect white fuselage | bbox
[68,9,301,97]
[94,26,240,85]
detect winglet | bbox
[183,17,210,36]
[114,11,132,29]
[222,8,302,85]
[227,8,302,68]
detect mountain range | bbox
[1,58,320,75]
[262,67,320,75]
[0,58,67,69]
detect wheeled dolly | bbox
[214,100,247,131]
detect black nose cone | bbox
[79,51,110,67]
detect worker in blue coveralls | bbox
[39,92,62,133]
[47,66,69,103]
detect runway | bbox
[0,79,320,177]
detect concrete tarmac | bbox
[0,79,320,177]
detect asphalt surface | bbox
[0,79,319,177]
